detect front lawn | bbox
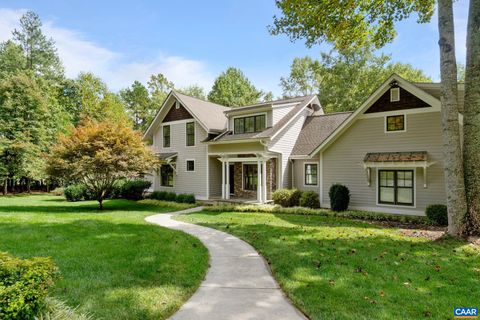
[177,210,480,319]
[0,195,208,319]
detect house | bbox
[143,74,462,215]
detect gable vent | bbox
[390,87,400,102]
[175,101,180,109]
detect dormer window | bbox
[234,114,266,134]
[390,87,400,102]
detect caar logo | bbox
[454,307,478,319]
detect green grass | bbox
[0,195,208,320]
[177,210,480,320]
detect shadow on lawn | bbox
[194,216,479,320]
[0,218,208,319]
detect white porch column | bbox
[226,160,230,199]
[257,160,263,203]
[221,160,226,199]
[262,160,267,202]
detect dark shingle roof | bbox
[291,112,352,156]
[364,151,428,162]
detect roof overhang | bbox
[362,151,433,169]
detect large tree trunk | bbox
[438,0,468,236]
[463,0,480,235]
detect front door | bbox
[229,164,235,195]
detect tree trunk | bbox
[438,0,468,236]
[2,180,6,195]
[98,198,104,210]
[27,178,31,193]
[463,0,480,235]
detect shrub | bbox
[63,184,86,202]
[50,188,64,196]
[164,192,177,202]
[177,194,196,204]
[272,189,302,207]
[108,180,126,199]
[149,191,168,201]
[82,187,96,201]
[299,191,320,208]
[121,180,151,200]
[426,204,448,226]
[0,252,59,320]
[329,184,350,212]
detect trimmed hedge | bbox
[206,204,431,225]
[149,191,196,204]
[0,252,59,320]
[121,180,152,200]
[329,184,350,212]
[299,191,320,208]
[272,189,301,207]
[426,204,448,226]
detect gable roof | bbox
[291,112,352,156]
[308,73,443,157]
[143,91,230,139]
[209,95,318,143]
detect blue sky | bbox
[0,1,469,96]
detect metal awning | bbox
[363,151,430,168]
[363,151,434,188]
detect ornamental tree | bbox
[47,121,158,209]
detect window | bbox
[386,115,405,132]
[305,163,318,185]
[186,160,195,172]
[160,165,174,187]
[390,87,400,102]
[243,164,258,191]
[186,122,195,146]
[163,125,170,148]
[378,170,414,206]
[234,115,266,134]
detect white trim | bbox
[206,150,210,199]
[270,96,316,141]
[303,162,319,187]
[320,152,324,204]
[185,159,195,172]
[390,87,400,102]
[185,121,196,147]
[272,102,298,109]
[309,74,442,156]
[359,106,439,119]
[375,167,417,209]
[384,114,407,133]
[161,118,195,125]
[206,138,267,145]
[231,112,268,134]
[162,124,171,149]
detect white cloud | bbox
[0,8,214,92]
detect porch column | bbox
[262,160,267,202]
[226,160,230,199]
[221,160,226,199]
[257,160,263,203]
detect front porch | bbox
[212,153,278,204]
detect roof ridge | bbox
[309,111,353,117]
[173,90,231,109]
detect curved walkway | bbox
[145,207,306,320]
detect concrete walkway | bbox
[145,207,306,320]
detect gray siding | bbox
[269,109,310,188]
[152,120,208,199]
[292,159,320,192]
[209,156,222,197]
[321,112,446,215]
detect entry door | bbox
[229,164,235,195]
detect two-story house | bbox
[143,74,462,215]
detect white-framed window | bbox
[160,165,174,187]
[385,114,406,132]
[186,160,195,172]
[163,125,170,148]
[304,163,318,186]
[378,169,414,206]
[186,122,195,146]
[233,114,266,134]
[390,87,400,102]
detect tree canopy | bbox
[281,50,432,112]
[208,67,264,107]
[47,121,157,209]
